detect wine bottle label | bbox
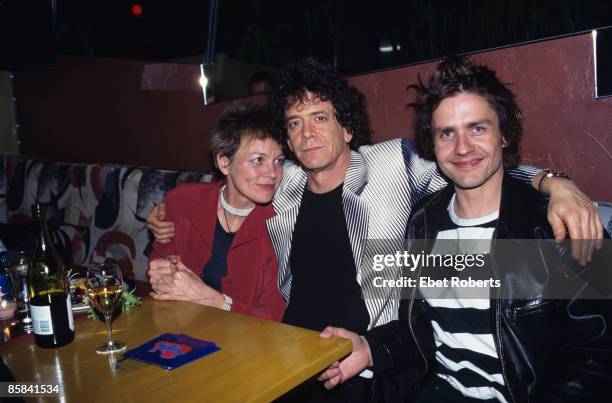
[30,304,54,335]
[66,294,74,331]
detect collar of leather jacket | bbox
[409,172,553,240]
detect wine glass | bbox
[5,251,34,331]
[86,262,126,354]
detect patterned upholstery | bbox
[0,156,212,280]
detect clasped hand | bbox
[148,256,225,309]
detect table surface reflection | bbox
[0,299,351,402]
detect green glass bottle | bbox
[27,203,74,348]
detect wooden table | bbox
[0,299,351,402]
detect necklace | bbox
[219,185,254,217]
[223,208,235,234]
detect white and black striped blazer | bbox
[266,138,538,329]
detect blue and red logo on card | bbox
[148,341,193,359]
[124,333,220,370]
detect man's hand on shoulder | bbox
[147,203,176,244]
[540,176,604,265]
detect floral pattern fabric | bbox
[0,156,212,280]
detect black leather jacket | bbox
[366,176,612,403]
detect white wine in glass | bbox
[86,263,126,354]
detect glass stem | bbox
[104,313,113,347]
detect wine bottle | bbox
[27,203,74,348]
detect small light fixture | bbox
[200,64,209,105]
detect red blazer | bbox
[150,181,285,321]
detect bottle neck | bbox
[32,205,53,253]
[29,203,68,294]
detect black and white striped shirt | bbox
[421,194,511,402]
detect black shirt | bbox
[282,183,370,333]
[201,218,235,292]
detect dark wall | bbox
[14,33,612,200]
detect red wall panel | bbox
[15,33,612,200]
[15,56,248,172]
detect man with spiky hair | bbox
[319,56,611,402]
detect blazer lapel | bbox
[267,164,307,300]
[342,151,369,282]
